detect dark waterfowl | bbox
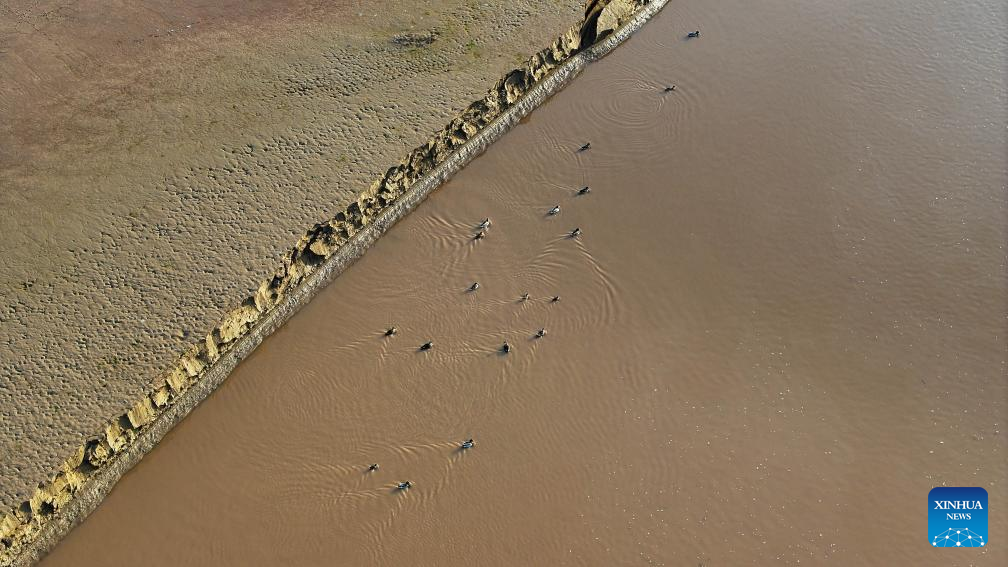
[420,341,433,351]
[385,327,397,336]
[548,205,561,216]
[501,341,511,354]
[551,295,561,303]
[535,328,547,338]
[469,282,480,291]
[474,230,486,240]
[368,463,379,472]
[570,227,582,238]
[479,217,491,229]
[578,142,591,152]
[460,438,475,449]
[578,186,591,195]
[520,292,530,301]
[397,481,412,490]
[687,30,700,38]
[663,85,676,92]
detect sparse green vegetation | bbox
[465,39,483,59]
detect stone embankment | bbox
[0,1,664,564]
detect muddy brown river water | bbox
[39,0,1006,565]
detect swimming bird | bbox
[420,341,433,351]
[687,30,700,38]
[479,218,491,229]
[551,295,561,303]
[570,227,582,238]
[578,142,591,152]
[578,186,591,195]
[460,438,475,449]
[368,463,379,472]
[663,85,676,92]
[474,230,486,240]
[397,481,413,490]
[501,341,511,354]
[469,282,480,291]
[520,292,530,301]
[535,328,547,338]
[548,205,561,216]
[385,327,397,336]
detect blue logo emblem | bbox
[929,487,988,548]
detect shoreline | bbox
[0,0,585,509]
[0,1,668,564]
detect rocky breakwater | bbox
[0,0,663,564]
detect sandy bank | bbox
[0,1,665,564]
[0,0,585,505]
[0,0,585,506]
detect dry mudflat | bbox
[0,0,582,506]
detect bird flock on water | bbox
[372,140,596,491]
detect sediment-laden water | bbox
[40,0,1005,565]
